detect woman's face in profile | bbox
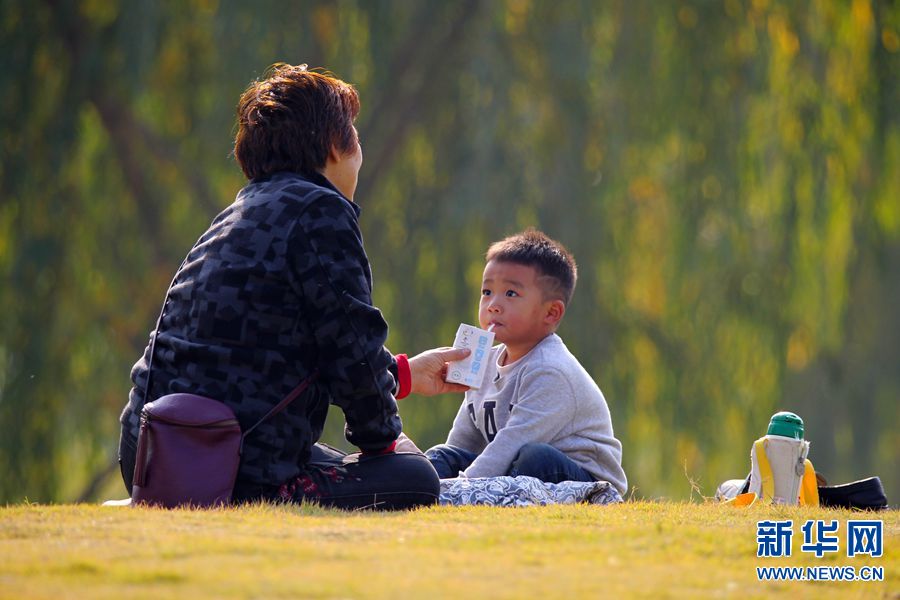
[326,126,363,200]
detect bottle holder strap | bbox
[754,438,775,502]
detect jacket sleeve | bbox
[288,193,401,451]
[463,366,575,477]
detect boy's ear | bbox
[544,299,565,328]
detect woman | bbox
[118,64,468,509]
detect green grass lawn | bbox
[0,501,896,599]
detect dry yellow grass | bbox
[0,501,896,599]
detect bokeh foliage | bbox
[1,0,898,503]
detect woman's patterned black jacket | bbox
[121,171,402,500]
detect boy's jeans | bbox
[426,442,594,483]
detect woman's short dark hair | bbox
[486,228,578,305]
[234,64,360,180]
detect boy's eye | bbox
[482,289,491,296]
[505,290,519,297]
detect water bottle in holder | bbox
[749,412,816,505]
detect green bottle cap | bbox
[767,411,804,439]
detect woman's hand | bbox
[408,347,471,396]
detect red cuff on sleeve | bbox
[362,440,397,457]
[395,353,411,399]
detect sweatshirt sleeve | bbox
[463,366,575,478]
[445,394,487,454]
[288,193,401,452]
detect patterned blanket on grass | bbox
[439,475,622,507]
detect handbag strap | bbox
[142,262,185,408]
[142,260,319,441]
[240,369,319,447]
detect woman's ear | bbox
[326,144,342,164]
[544,299,565,327]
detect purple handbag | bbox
[131,375,315,508]
[131,262,316,508]
[131,393,241,508]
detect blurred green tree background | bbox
[1,0,897,504]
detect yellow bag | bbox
[799,459,819,506]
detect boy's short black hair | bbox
[486,228,577,305]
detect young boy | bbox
[425,229,627,495]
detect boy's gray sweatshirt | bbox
[446,333,627,495]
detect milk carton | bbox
[444,324,495,389]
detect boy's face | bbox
[479,260,561,362]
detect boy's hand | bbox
[408,347,471,396]
[394,432,423,454]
